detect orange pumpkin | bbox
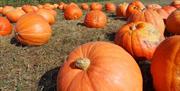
[32,6,38,11]
[84,10,107,28]
[116,2,129,17]
[64,5,82,20]
[81,3,89,10]
[105,2,116,13]
[22,5,35,13]
[128,8,165,35]
[171,0,180,8]
[68,2,78,8]
[90,2,102,11]
[0,17,12,36]
[162,5,176,14]
[114,22,164,60]
[151,35,180,91]
[57,41,143,91]
[2,6,14,15]
[54,4,59,9]
[15,13,52,46]
[43,3,54,10]
[47,9,57,17]
[37,4,43,9]
[59,2,65,10]
[0,7,3,14]
[146,4,162,10]
[36,9,55,25]
[166,9,180,34]
[126,0,145,18]
[6,8,26,22]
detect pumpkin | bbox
[5,8,26,22]
[166,9,180,34]
[37,4,43,9]
[22,5,35,13]
[57,41,143,91]
[2,6,14,15]
[81,3,89,10]
[114,21,164,60]
[36,9,55,25]
[0,17,12,36]
[68,2,78,8]
[90,2,102,11]
[15,13,52,46]
[151,35,180,91]
[54,4,59,9]
[171,0,180,8]
[128,8,165,35]
[59,2,65,10]
[32,6,38,11]
[64,5,82,20]
[47,9,57,17]
[156,8,169,19]
[126,0,145,18]
[116,2,129,17]
[43,3,54,10]
[62,4,68,11]
[105,2,116,13]
[84,10,107,28]
[162,5,176,14]
[146,4,162,10]
[0,7,3,14]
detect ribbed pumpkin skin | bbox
[22,5,35,13]
[146,4,162,10]
[15,13,52,46]
[36,9,55,25]
[114,22,164,60]
[128,9,165,35]
[6,8,25,22]
[0,17,12,36]
[126,0,145,18]
[57,41,143,91]
[2,6,14,15]
[90,2,102,11]
[64,5,82,20]
[81,3,89,10]
[166,10,180,34]
[156,8,169,19]
[151,35,180,91]
[116,2,129,17]
[105,2,116,13]
[84,10,107,28]
[162,6,176,14]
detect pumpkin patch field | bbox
[1,0,180,91]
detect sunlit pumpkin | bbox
[116,2,129,17]
[84,10,107,28]
[32,6,38,11]
[114,21,164,60]
[57,41,143,91]
[37,4,43,9]
[43,3,54,10]
[151,35,180,91]
[0,17,12,36]
[146,4,162,10]
[64,5,82,20]
[59,2,65,10]
[15,13,52,46]
[2,6,14,15]
[90,2,102,11]
[6,8,26,22]
[105,2,116,13]
[81,3,89,10]
[54,4,59,9]
[22,5,35,13]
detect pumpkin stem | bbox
[75,58,90,70]
[130,24,136,31]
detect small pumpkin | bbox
[151,35,180,91]
[171,0,180,8]
[36,9,55,25]
[128,8,165,35]
[90,2,102,11]
[116,2,129,17]
[37,4,43,9]
[166,9,180,34]
[32,6,38,11]
[146,4,162,10]
[43,3,54,10]
[54,4,59,9]
[114,21,164,60]
[22,5,35,13]
[2,6,14,15]
[126,0,145,18]
[59,2,65,10]
[84,10,107,28]
[0,17,13,36]
[6,8,26,22]
[57,41,143,91]
[15,13,52,46]
[80,3,89,10]
[105,2,116,13]
[64,5,82,20]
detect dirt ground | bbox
[0,0,171,91]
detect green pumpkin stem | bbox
[75,58,90,70]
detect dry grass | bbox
[0,0,170,91]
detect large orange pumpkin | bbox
[114,22,164,60]
[128,8,165,35]
[81,3,89,10]
[90,2,102,11]
[126,0,145,18]
[84,10,107,28]
[0,17,12,36]
[22,5,35,13]
[15,13,52,46]
[36,9,55,25]
[146,4,162,10]
[57,41,143,91]
[105,2,116,13]
[151,35,180,91]
[166,9,180,34]
[2,6,14,15]
[6,8,26,22]
[171,0,180,8]
[64,5,82,20]
[116,2,129,18]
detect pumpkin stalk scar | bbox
[75,58,90,70]
[130,24,136,31]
